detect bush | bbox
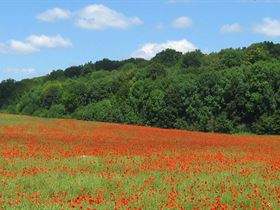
[214,113,234,133]
[74,99,120,122]
[33,108,49,118]
[252,112,280,134]
[47,104,66,118]
[146,63,167,80]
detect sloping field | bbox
[0,114,279,209]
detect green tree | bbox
[16,89,41,115]
[1,41,280,135]
[41,82,63,109]
[152,49,182,66]
[244,44,269,64]
[243,62,278,125]
[144,89,165,126]
[47,104,66,118]
[146,63,167,80]
[47,70,65,80]
[220,48,243,68]
[182,50,204,69]
[62,80,89,113]
[74,99,120,122]
[64,66,83,78]
[0,79,18,108]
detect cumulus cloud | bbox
[36,8,71,22]
[3,67,36,75]
[37,4,142,30]
[220,23,242,33]
[172,16,192,28]
[26,35,72,48]
[0,35,72,54]
[0,40,39,54]
[75,4,142,30]
[253,17,280,37]
[132,39,196,60]
[9,40,39,54]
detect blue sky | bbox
[1,0,280,81]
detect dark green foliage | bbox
[41,82,63,109]
[95,59,122,71]
[1,41,280,134]
[244,44,269,64]
[182,50,204,69]
[85,99,115,122]
[0,79,18,108]
[145,63,167,80]
[252,111,280,135]
[219,48,243,68]
[81,62,95,75]
[47,104,66,118]
[213,113,234,133]
[16,89,41,115]
[64,66,83,78]
[263,41,280,58]
[144,89,165,126]
[74,99,117,122]
[47,70,65,80]
[152,49,182,66]
[62,80,89,113]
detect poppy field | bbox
[0,114,279,209]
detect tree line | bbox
[0,41,279,134]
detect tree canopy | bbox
[1,41,279,135]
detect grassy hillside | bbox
[0,114,279,209]
[1,41,280,134]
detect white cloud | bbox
[132,39,196,60]
[75,4,142,30]
[27,34,72,48]
[37,8,71,22]
[253,17,280,37]
[220,23,242,33]
[36,4,142,30]
[3,67,36,75]
[0,35,72,54]
[172,16,192,28]
[9,40,39,54]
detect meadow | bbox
[0,114,279,209]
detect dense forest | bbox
[0,41,279,134]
